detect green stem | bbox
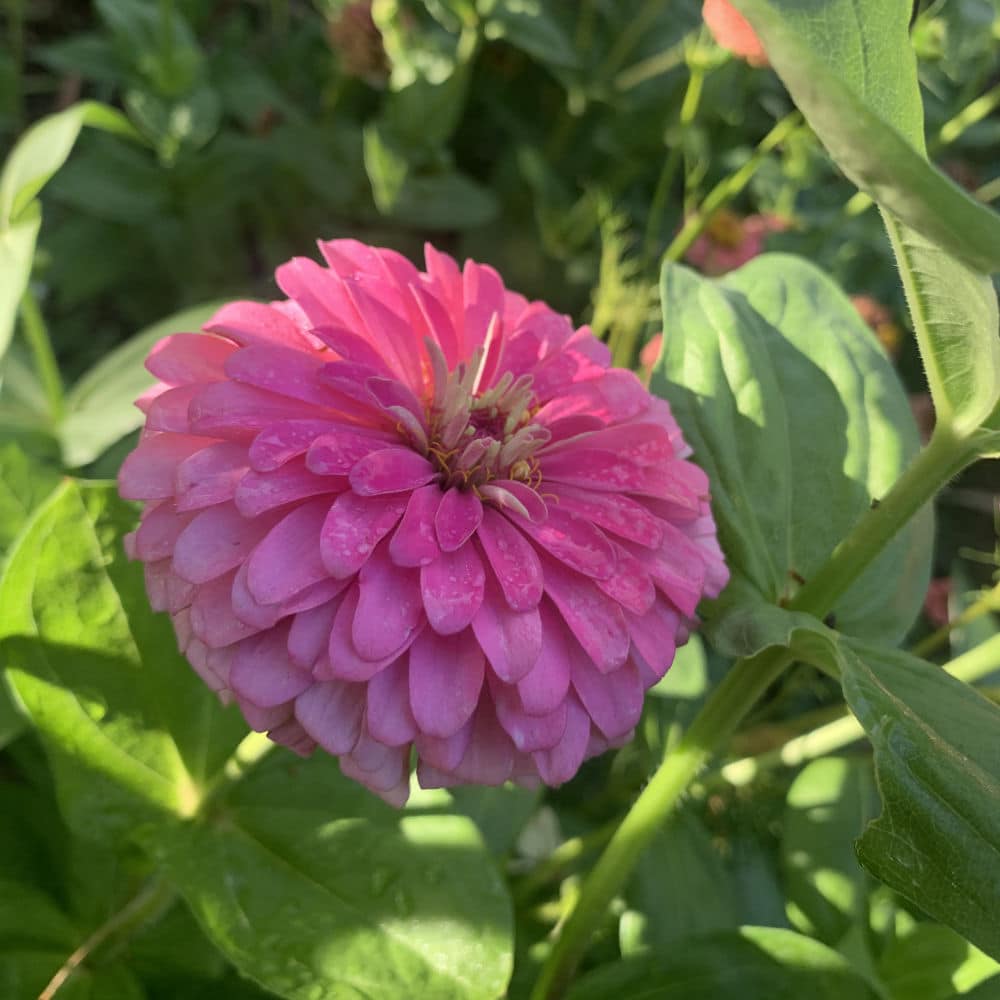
[661,111,803,267]
[975,175,1000,205]
[932,80,1000,151]
[615,38,688,93]
[911,579,1000,658]
[599,0,666,79]
[530,645,793,1000]
[787,426,972,619]
[39,878,174,999]
[19,288,65,422]
[514,819,619,905]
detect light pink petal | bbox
[516,601,572,715]
[205,300,312,350]
[185,638,232,696]
[145,384,199,433]
[542,557,629,674]
[420,541,485,635]
[349,448,436,496]
[341,740,410,796]
[571,656,643,741]
[389,484,443,567]
[249,419,341,472]
[225,343,338,408]
[320,492,407,578]
[146,333,235,385]
[596,544,656,615]
[470,579,542,683]
[543,422,672,466]
[416,720,474,772]
[408,280,460,366]
[234,458,343,517]
[119,434,219,500]
[365,376,427,429]
[452,697,515,785]
[322,586,406,682]
[366,658,419,746]
[516,508,616,580]
[344,281,423,390]
[547,485,664,548]
[353,546,424,660]
[189,382,328,439]
[240,701,293,732]
[531,350,604,402]
[230,626,312,707]
[307,427,397,475]
[532,695,591,785]
[144,559,172,611]
[294,680,365,755]
[172,504,280,585]
[287,600,339,669]
[486,480,547,522]
[134,503,193,562]
[311,325,396,377]
[476,509,543,611]
[627,526,708,618]
[462,259,506,353]
[565,326,611,366]
[535,369,648,425]
[190,573,260,648]
[409,628,484,737]
[247,498,331,605]
[435,488,483,552]
[274,257,355,329]
[231,562,283,629]
[541,448,648,493]
[267,719,317,757]
[491,677,567,753]
[175,441,249,512]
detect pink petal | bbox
[626,602,681,682]
[239,701,293,732]
[342,734,410,793]
[145,384,199,433]
[492,678,567,753]
[348,448,436,496]
[353,546,424,660]
[172,504,280,585]
[452,697,515,785]
[535,369,649,425]
[366,658,419,746]
[189,382,327,439]
[476,509,543,611]
[596,544,656,615]
[306,427,397,475]
[205,300,312,350]
[146,333,235,385]
[322,586,405,682]
[249,419,342,472]
[542,557,629,674]
[320,492,407,578]
[134,503,193,561]
[470,580,542,683]
[544,422,672,466]
[408,628,484,737]
[435,488,483,552]
[408,280,460,367]
[416,721,474,772]
[234,458,343,517]
[189,573,260,648]
[532,695,591,785]
[484,480,547,522]
[516,508,616,580]
[274,257,355,330]
[294,680,365,755]
[311,325,396,377]
[175,441,249,512]
[230,626,312,707]
[546,485,664,548]
[462,259,506,353]
[118,434,219,500]
[231,562,283,629]
[628,525,708,618]
[516,601,572,715]
[287,600,339,669]
[389,484,443,567]
[420,541,485,635]
[540,448,647,493]
[571,656,643,741]
[225,343,337,408]
[247,498,331,605]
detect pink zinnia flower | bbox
[685,210,786,277]
[702,0,768,67]
[118,240,727,806]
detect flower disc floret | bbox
[119,239,728,806]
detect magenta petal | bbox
[173,504,280,585]
[476,509,543,611]
[119,434,218,500]
[349,448,436,496]
[571,656,643,741]
[532,695,591,785]
[225,343,334,408]
[366,658,418,746]
[409,628,484,737]
[629,525,708,618]
[627,602,681,682]
[145,385,199,433]
[492,677,567,752]
[146,333,235,385]
[321,492,407,578]
[421,541,485,635]
[516,508,616,580]
[389,484,442,567]
[287,601,338,670]
[353,547,424,660]
[231,563,283,630]
[417,721,474,772]
[134,504,193,562]
[516,602,572,715]
[294,680,365,755]
[307,428,395,475]
[548,485,664,549]
[452,699,515,785]
[248,419,340,472]
[230,627,312,707]
[542,556,629,674]
[240,701,292,732]
[235,459,342,518]
[175,441,249,512]
[189,381,329,439]
[435,488,483,552]
[247,498,331,605]
[470,581,542,683]
[596,544,656,615]
[205,300,310,350]
[323,586,404,681]
[190,573,259,648]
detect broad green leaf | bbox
[363,122,410,213]
[728,0,1000,434]
[0,442,60,559]
[621,808,737,955]
[0,482,245,842]
[878,923,1000,1000]
[654,255,931,647]
[59,301,225,468]
[144,752,513,1000]
[782,758,877,946]
[728,0,1000,275]
[567,926,879,999]
[836,639,1000,960]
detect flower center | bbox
[423,337,549,492]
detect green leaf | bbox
[782,758,877,946]
[836,639,1000,960]
[0,482,245,842]
[482,1,579,70]
[59,301,226,468]
[567,926,879,999]
[653,254,931,647]
[363,122,410,213]
[727,0,1000,434]
[0,442,60,560]
[728,0,1000,276]
[0,210,40,368]
[878,923,1000,1000]
[144,752,513,1000]
[621,808,737,955]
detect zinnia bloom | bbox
[119,240,727,806]
[685,210,786,277]
[702,0,768,67]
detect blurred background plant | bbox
[2,2,1000,998]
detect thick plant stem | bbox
[788,426,972,619]
[530,645,793,1000]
